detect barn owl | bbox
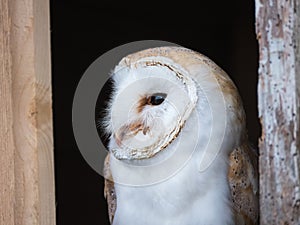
[102,46,258,225]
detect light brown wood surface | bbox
[0,0,55,224]
[256,0,300,224]
[0,0,15,224]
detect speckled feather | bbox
[103,46,258,225]
[104,154,116,223]
[228,144,258,225]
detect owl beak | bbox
[114,120,149,147]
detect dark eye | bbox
[148,93,167,105]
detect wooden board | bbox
[0,0,55,224]
[0,0,15,224]
[256,0,300,224]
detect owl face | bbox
[105,57,198,160]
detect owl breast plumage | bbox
[102,46,258,225]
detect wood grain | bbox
[256,0,300,224]
[0,0,55,224]
[0,0,15,224]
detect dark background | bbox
[50,1,259,224]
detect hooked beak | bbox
[114,120,149,147]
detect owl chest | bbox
[112,163,233,225]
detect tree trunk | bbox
[256,0,300,224]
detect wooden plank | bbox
[33,0,56,224]
[0,0,55,224]
[0,0,15,224]
[256,0,300,224]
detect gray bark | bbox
[256,0,300,224]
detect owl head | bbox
[103,46,246,170]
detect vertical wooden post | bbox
[0,0,15,224]
[256,0,300,224]
[0,0,55,224]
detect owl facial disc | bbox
[110,57,198,160]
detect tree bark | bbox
[256,0,300,224]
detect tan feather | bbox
[104,154,116,224]
[228,143,259,225]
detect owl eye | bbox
[148,93,167,106]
